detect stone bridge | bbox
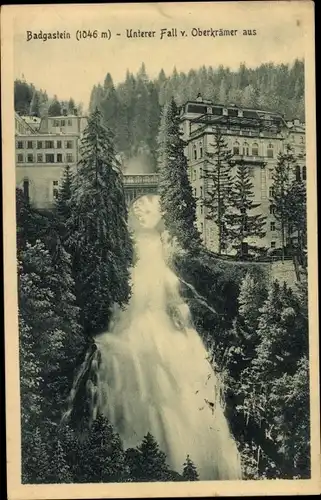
[123,173,159,205]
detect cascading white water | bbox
[89,194,242,480]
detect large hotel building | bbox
[15,95,305,254]
[15,111,87,209]
[179,95,305,253]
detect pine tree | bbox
[225,161,266,257]
[67,97,76,114]
[79,415,127,482]
[238,271,267,329]
[48,96,62,116]
[29,90,41,117]
[271,145,297,259]
[21,427,52,484]
[67,108,133,337]
[51,440,73,483]
[54,165,74,237]
[158,97,201,252]
[286,177,307,266]
[203,128,234,254]
[133,433,170,482]
[182,455,199,481]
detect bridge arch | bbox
[123,173,159,206]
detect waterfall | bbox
[65,194,242,481]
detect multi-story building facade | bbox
[180,95,305,254]
[16,113,88,209]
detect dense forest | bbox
[17,98,309,483]
[15,59,304,169]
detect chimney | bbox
[294,118,300,126]
[196,93,203,102]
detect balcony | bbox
[232,154,266,165]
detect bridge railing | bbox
[123,173,159,185]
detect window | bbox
[53,120,60,127]
[17,154,23,162]
[200,186,203,198]
[37,141,43,149]
[302,166,307,181]
[200,222,204,233]
[291,135,295,143]
[57,153,63,163]
[233,141,240,155]
[27,141,33,149]
[267,143,274,158]
[57,140,62,149]
[17,141,24,149]
[252,143,259,156]
[200,203,203,215]
[269,187,274,197]
[53,188,59,199]
[295,165,301,182]
[270,222,276,231]
[37,154,43,163]
[193,144,197,160]
[193,169,196,181]
[23,179,29,201]
[53,180,59,186]
[66,153,73,162]
[45,141,54,149]
[193,187,197,197]
[199,142,203,158]
[68,119,72,126]
[268,169,274,179]
[300,136,304,144]
[27,154,33,163]
[61,120,66,127]
[45,154,55,163]
[65,140,73,149]
[270,205,275,215]
[271,241,276,249]
[243,142,249,156]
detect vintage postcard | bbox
[2,1,320,498]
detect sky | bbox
[11,2,312,109]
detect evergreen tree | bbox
[67,97,76,114]
[271,145,297,259]
[21,427,52,484]
[225,161,266,257]
[54,165,74,237]
[14,79,34,115]
[29,90,41,116]
[51,440,73,483]
[132,433,170,482]
[78,415,127,482]
[48,96,62,116]
[101,73,119,132]
[286,177,307,265]
[67,108,133,337]
[203,128,234,254]
[158,97,201,252]
[182,455,199,481]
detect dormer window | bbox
[222,108,228,116]
[207,107,213,114]
[238,109,243,118]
